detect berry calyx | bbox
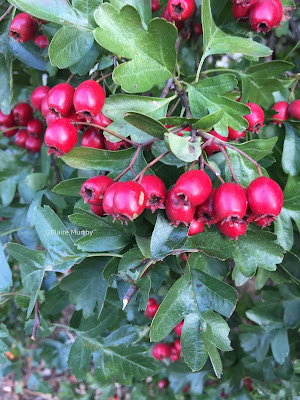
[161,7,184,29]
[249,0,282,33]
[27,119,44,137]
[47,83,75,117]
[145,298,159,318]
[140,175,167,213]
[213,183,248,224]
[80,176,114,206]
[34,34,49,49]
[196,188,219,227]
[92,112,113,128]
[165,187,196,227]
[90,204,105,217]
[30,86,51,111]
[152,0,161,12]
[81,127,105,149]
[244,103,265,134]
[288,99,300,120]
[152,343,169,360]
[188,217,204,236]
[174,320,183,336]
[203,130,228,157]
[25,135,43,153]
[15,129,28,148]
[102,182,124,219]
[9,13,39,43]
[104,138,132,151]
[174,170,212,207]
[167,0,196,22]
[113,181,147,221]
[217,220,247,241]
[73,80,105,122]
[158,379,169,389]
[13,103,33,126]
[271,101,289,125]
[44,118,78,157]
[228,127,246,141]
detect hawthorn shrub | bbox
[0,0,300,398]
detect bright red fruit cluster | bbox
[9,13,49,48]
[271,100,300,124]
[232,0,283,33]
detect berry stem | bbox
[174,81,193,118]
[1,126,24,134]
[288,74,300,102]
[0,4,13,22]
[203,160,225,184]
[96,72,113,83]
[79,122,137,146]
[161,78,174,98]
[135,151,170,182]
[220,146,241,186]
[66,74,74,84]
[114,146,142,181]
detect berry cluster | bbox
[9,12,49,49]
[271,99,300,124]
[232,0,283,33]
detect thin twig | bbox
[66,74,74,84]
[288,75,300,102]
[0,4,13,22]
[161,78,174,98]
[96,72,113,83]
[135,151,170,182]
[203,160,225,184]
[79,122,137,146]
[174,81,193,118]
[114,146,142,181]
[167,98,181,117]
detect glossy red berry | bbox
[44,118,78,157]
[203,130,228,156]
[2,126,18,137]
[167,0,196,22]
[174,320,183,336]
[152,0,161,12]
[46,111,60,127]
[152,343,169,361]
[169,342,181,362]
[81,127,105,149]
[30,86,51,111]
[214,183,248,224]
[174,170,212,207]
[140,175,167,213]
[67,110,84,132]
[90,204,105,217]
[173,338,181,353]
[47,83,75,117]
[15,129,28,147]
[194,23,203,36]
[104,138,131,151]
[196,188,219,227]
[232,0,254,4]
[34,34,49,50]
[217,220,247,241]
[145,298,159,318]
[161,7,184,29]
[27,119,44,137]
[247,177,283,227]
[228,127,246,141]
[13,103,33,126]
[158,379,169,389]
[165,187,196,227]
[80,176,114,206]
[183,386,190,393]
[103,182,124,218]
[271,101,289,125]
[0,111,15,127]
[249,0,282,33]
[25,135,43,153]
[232,1,256,21]
[188,218,204,236]
[92,112,113,128]
[113,181,147,221]
[9,13,38,43]
[244,103,264,134]
[73,80,105,122]
[244,378,253,392]
[288,99,300,120]
[41,96,50,117]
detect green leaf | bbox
[124,112,169,139]
[70,43,99,75]
[75,230,130,253]
[151,140,187,167]
[109,0,152,25]
[103,325,138,347]
[68,336,92,381]
[193,110,224,131]
[282,124,300,176]
[73,0,103,27]
[165,132,202,163]
[53,178,86,197]
[0,244,12,293]
[49,26,94,69]
[0,18,13,114]
[25,173,48,191]
[205,339,223,379]
[233,137,278,161]
[9,39,49,71]
[118,247,145,272]
[184,232,235,260]
[94,5,177,93]
[270,327,290,365]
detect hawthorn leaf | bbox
[193,110,224,131]
[68,336,92,381]
[270,327,290,365]
[151,140,187,168]
[124,112,169,139]
[53,178,87,197]
[0,17,13,114]
[118,247,145,272]
[9,39,49,71]
[166,132,203,163]
[109,0,152,25]
[282,124,300,176]
[0,244,12,293]
[73,0,103,27]
[183,232,235,260]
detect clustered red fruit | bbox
[161,1,200,36]
[145,298,159,318]
[9,13,49,46]
[152,0,161,12]
[232,0,283,34]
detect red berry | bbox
[44,118,78,157]
[228,127,246,141]
[194,23,202,36]
[81,127,105,149]
[249,0,282,33]
[217,220,247,240]
[25,135,43,153]
[173,320,183,336]
[174,170,212,207]
[232,1,256,21]
[196,188,219,227]
[188,218,204,236]
[2,126,18,137]
[168,343,181,362]
[73,80,105,122]
[80,176,114,206]
[271,101,289,125]
[9,13,38,43]
[145,298,159,318]
[161,7,184,29]
[232,0,254,5]
[167,0,196,22]
[0,111,15,127]
[41,96,50,118]
[102,182,124,218]
[152,343,169,360]
[213,183,248,224]
[15,129,28,147]
[140,175,167,213]
[30,86,51,111]
[166,187,196,227]
[34,34,49,49]
[180,253,190,262]
[288,99,300,120]
[173,338,181,353]
[90,204,105,217]
[13,103,33,126]
[183,386,190,393]
[244,377,253,392]
[104,138,131,151]
[47,83,75,117]
[152,0,161,12]
[67,110,84,132]
[113,181,147,221]
[46,111,60,126]
[92,111,113,128]
[247,177,283,227]
[158,379,169,389]
[203,130,228,156]
[244,103,264,134]
[27,119,44,137]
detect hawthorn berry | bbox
[194,23,203,36]
[80,176,114,206]
[41,96,50,117]
[217,220,247,240]
[25,135,43,153]
[30,86,51,111]
[2,126,18,137]
[174,170,212,207]
[244,377,253,392]
[161,7,184,29]
[167,0,196,22]
[169,342,181,362]
[140,175,167,213]
[90,204,105,217]
[196,188,219,227]
[188,217,204,236]
[9,13,38,43]
[27,119,44,137]
[13,103,33,126]
[46,111,59,127]
[249,0,282,33]
[44,118,78,157]
[158,379,169,389]
[152,0,160,12]
[73,80,105,122]
[104,138,132,151]
[271,101,289,125]
[92,111,113,128]
[183,386,190,393]
[244,103,264,134]
[173,320,183,336]
[213,183,248,224]
[203,130,228,156]
[145,298,159,318]
[173,338,181,353]
[103,182,124,219]
[113,181,147,221]
[228,127,246,141]
[152,343,169,360]
[288,99,300,120]
[15,129,28,147]
[47,83,75,117]
[67,110,84,132]
[232,2,254,21]
[247,177,283,227]
[81,127,105,149]
[165,187,196,227]
[34,34,49,50]
[0,111,15,127]
[232,0,254,4]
